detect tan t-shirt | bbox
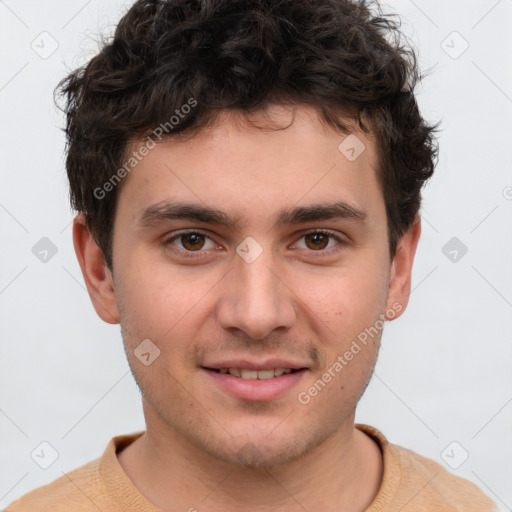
[6,424,496,511]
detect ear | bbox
[385,215,421,320]
[72,214,120,324]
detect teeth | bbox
[257,370,275,380]
[240,369,258,380]
[220,368,295,379]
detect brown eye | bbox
[180,233,206,251]
[304,232,329,250]
[164,231,217,254]
[293,229,343,254]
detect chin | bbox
[209,439,309,470]
[194,423,334,471]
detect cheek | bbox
[115,253,224,347]
[291,256,389,332]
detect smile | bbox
[209,368,297,379]
[202,367,307,401]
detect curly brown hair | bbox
[57,0,438,269]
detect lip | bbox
[202,367,308,401]
[202,358,307,371]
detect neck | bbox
[118,414,383,512]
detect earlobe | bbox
[72,214,120,324]
[386,215,422,320]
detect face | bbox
[76,104,419,469]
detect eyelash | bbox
[162,228,346,258]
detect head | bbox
[62,0,437,469]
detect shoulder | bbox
[356,424,497,512]
[5,433,146,512]
[393,443,496,511]
[5,457,108,512]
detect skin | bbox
[74,104,421,512]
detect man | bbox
[6,0,496,510]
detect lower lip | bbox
[202,368,307,401]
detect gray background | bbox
[1,0,511,509]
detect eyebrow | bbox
[138,200,367,230]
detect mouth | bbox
[201,365,308,401]
[203,367,302,380]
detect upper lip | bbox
[202,359,308,371]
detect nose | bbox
[216,248,297,341]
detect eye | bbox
[293,229,344,252]
[163,230,217,254]
[163,228,346,258]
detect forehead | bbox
[118,105,383,229]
